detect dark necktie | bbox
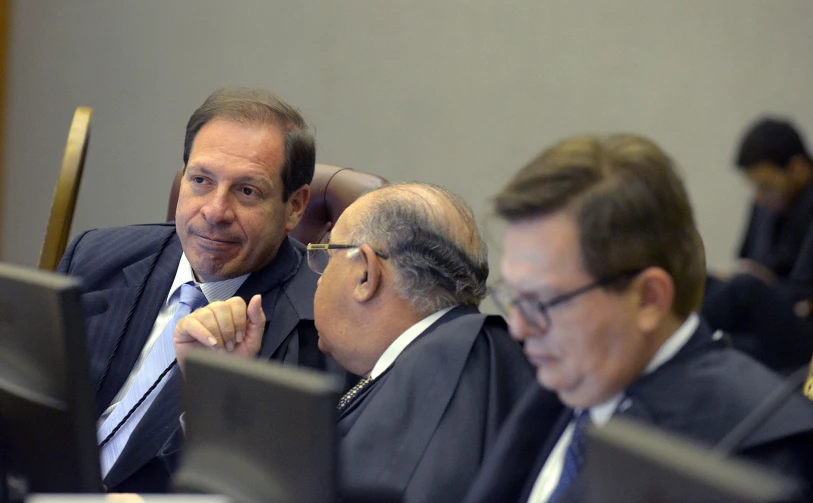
[337,376,373,411]
[549,410,592,503]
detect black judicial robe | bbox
[464,319,813,503]
[703,274,813,372]
[336,305,534,503]
[740,183,813,300]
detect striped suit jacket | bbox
[58,223,324,492]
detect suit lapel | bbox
[620,321,813,452]
[84,287,145,413]
[338,307,485,493]
[103,370,183,489]
[105,236,303,486]
[463,385,564,503]
[94,236,182,415]
[517,409,573,502]
[239,237,308,360]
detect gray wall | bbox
[3,1,813,278]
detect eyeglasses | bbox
[490,269,644,331]
[306,243,390,275]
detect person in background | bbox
[702,117,813,374]
[734,117,813,301]
[703,273,813,373]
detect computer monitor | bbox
[173,350,343,503]
[583,417,802,503]
[0,263,101,502]
[27,496,232,503]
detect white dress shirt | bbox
[368,306,456,379]
[526,313,700,503]
[98,253,249,426]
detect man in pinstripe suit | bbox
[58,87,331,493]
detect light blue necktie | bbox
[549,410,591,503]
[97,282,208,476]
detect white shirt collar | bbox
[368,306,457,379]
[644,312,699,373]
[166,253,250,305]
[587,312,699,426]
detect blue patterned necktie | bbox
[337,376,373,411]
[549,410,592,503]
[97,282,208,476]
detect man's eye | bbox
[192,176,205,184]
[241,187,255,196]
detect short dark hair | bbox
[495,134,705,318]
[183,86,315,201]
[735,117,811,171]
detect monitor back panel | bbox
[0,264,100,500]
[175,350,342,503]
[583,417,801,503]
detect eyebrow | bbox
[187,166,273,189]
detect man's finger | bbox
[175,316,218,347]
[226,297,249,346]
[246,294,265,342]
[207,301,238,351]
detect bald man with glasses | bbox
[175,182,534,503]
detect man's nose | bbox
[508,307,540,342]
[200,188,236,224]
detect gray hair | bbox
[348,183,489,314]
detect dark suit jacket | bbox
[464,319,813,503]
[336,306,534,503]
[703,274,813,372]
[58,223,327,493]
[740,183,813,301]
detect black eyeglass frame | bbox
[490,269,645,330]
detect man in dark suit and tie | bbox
[733,117,813,301]
[175,182,534,502]
[698,119,813,373]
[58,86,330,493]
[464,134,813,503]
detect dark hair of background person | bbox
[736,117,812,171]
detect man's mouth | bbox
[525,351,555,367]
[192,231,240,250]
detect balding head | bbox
[347,182,488,315]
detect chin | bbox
[191,257,247,281]
[536,367,561,391]
[316,337,330,356]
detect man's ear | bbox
[633,267,674,333]
[353,244,382,303]
[284,184,311,232]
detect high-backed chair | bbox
[166,164,388,244]
[38,106,93,271]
